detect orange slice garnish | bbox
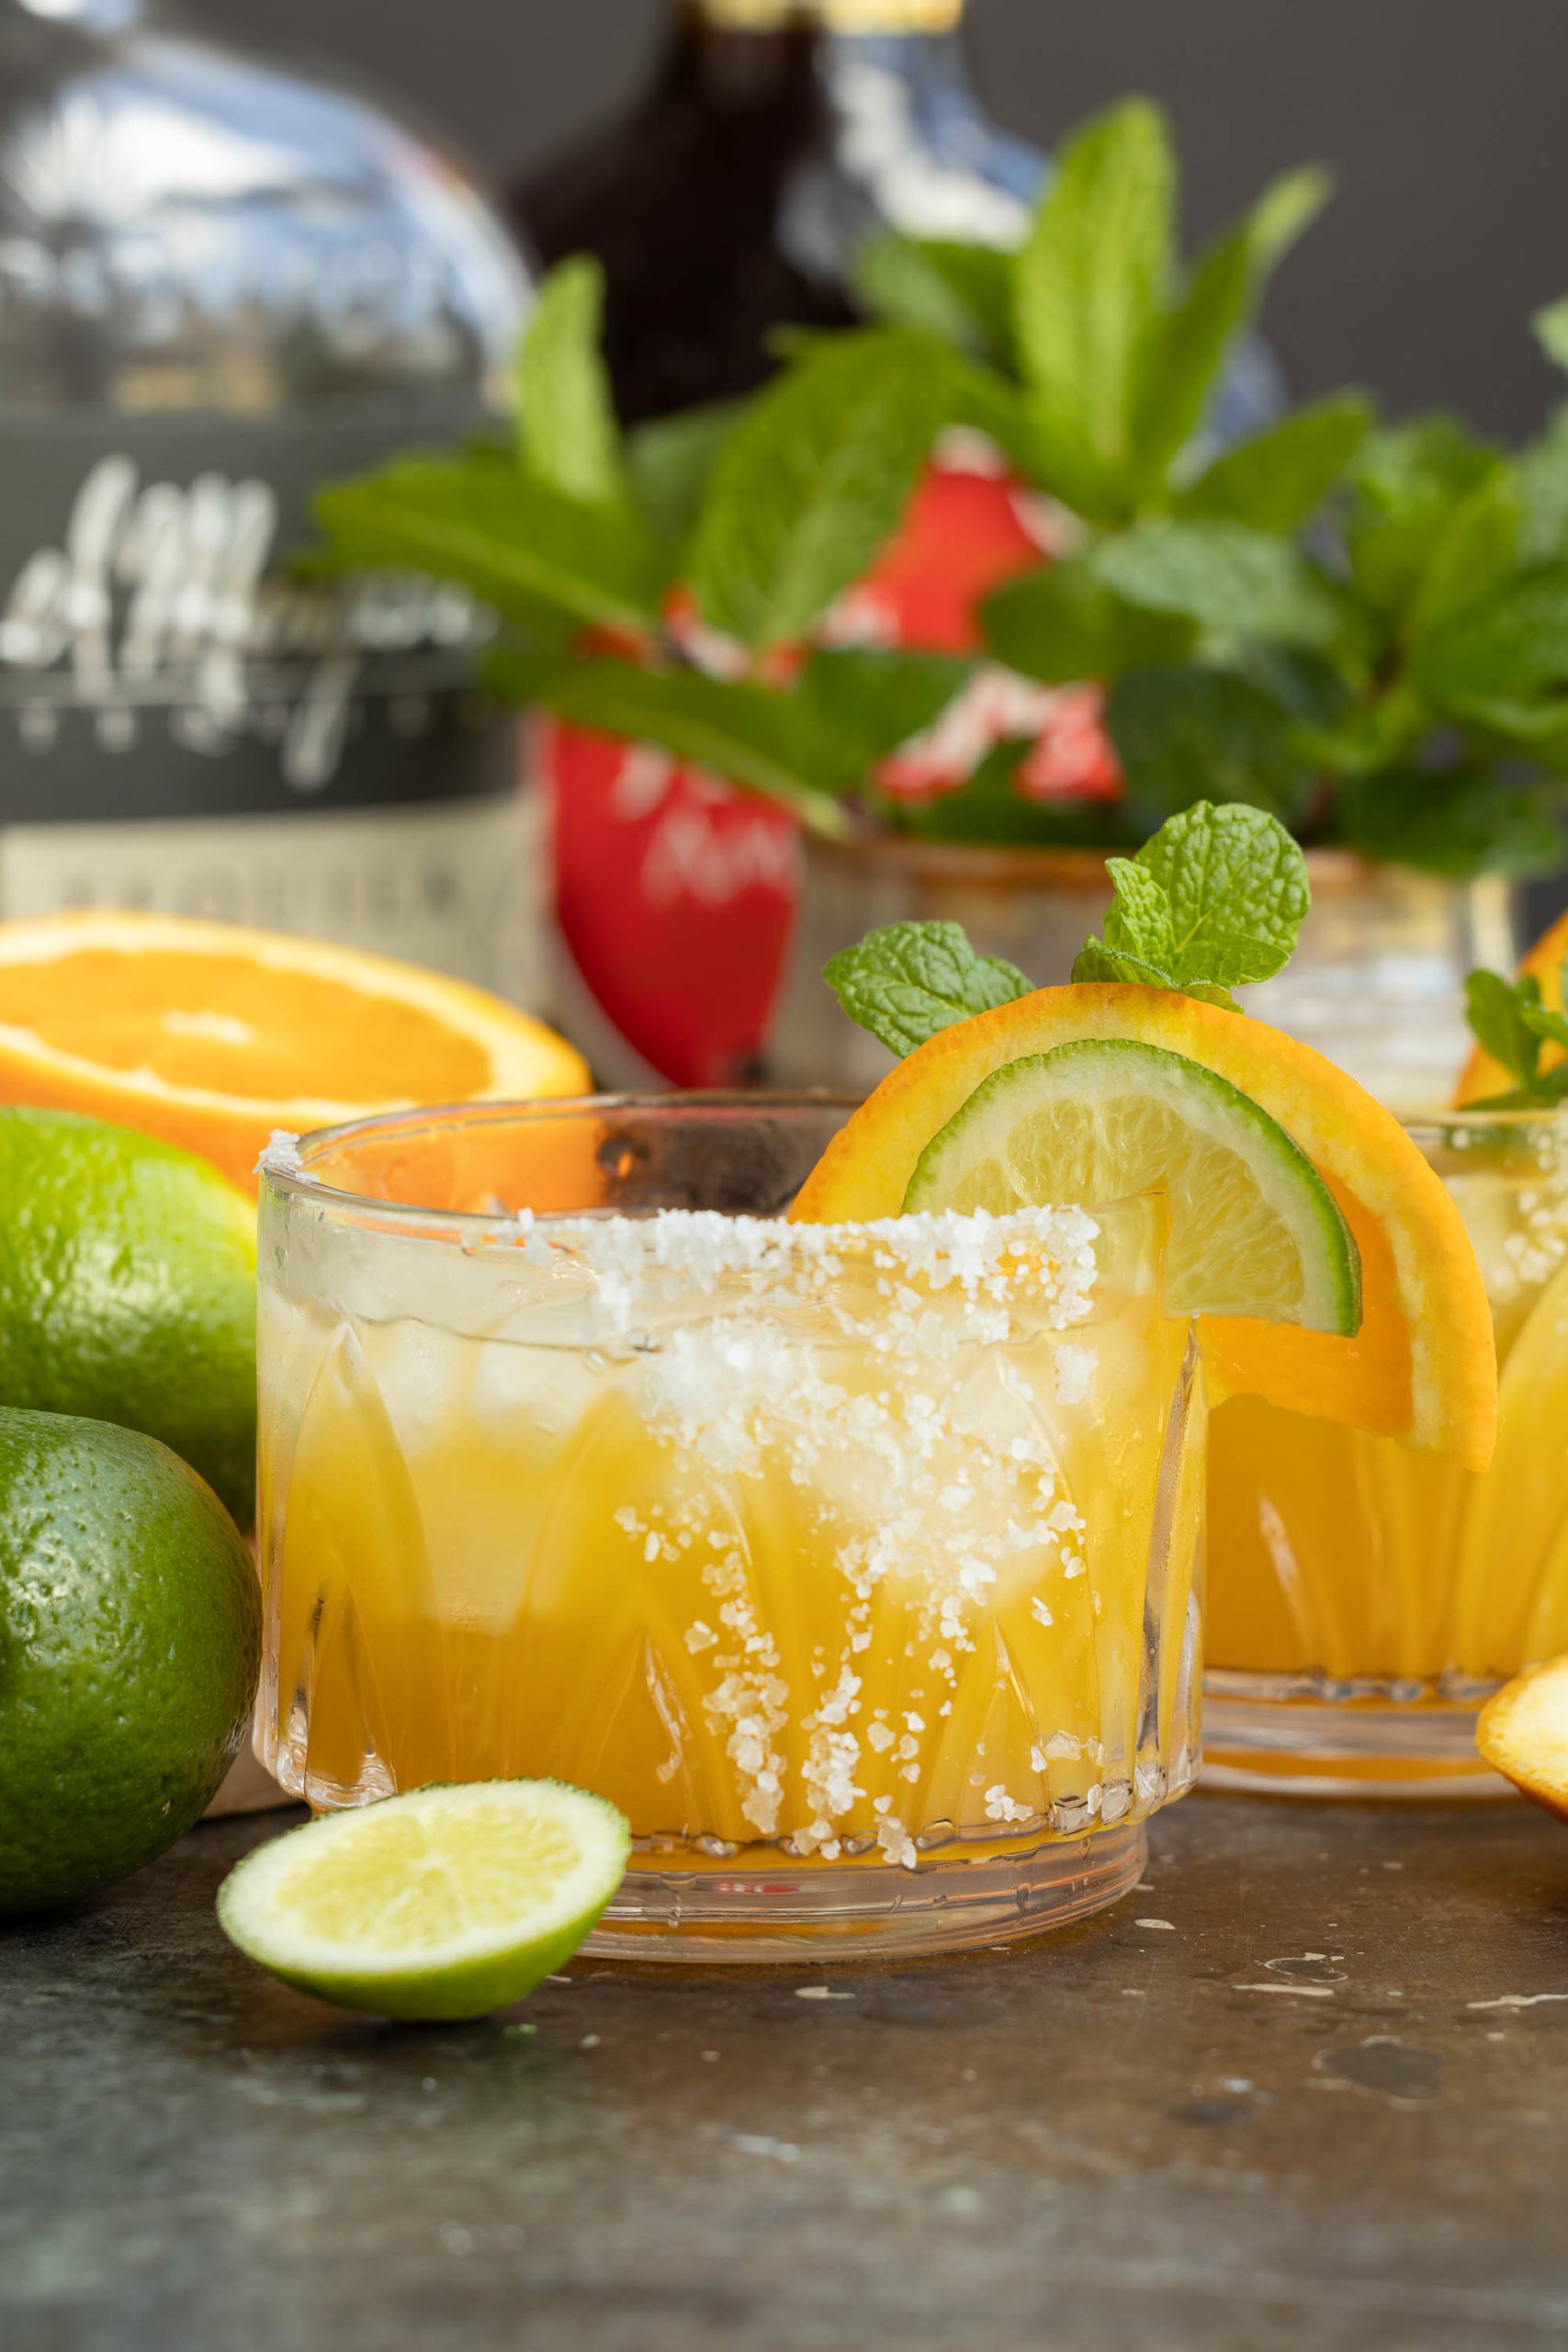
[793,983,1495,1470]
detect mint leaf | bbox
[1105,665,1313,822]
[796,649,973,765]
[1088,521,1348,651]
[1013,98,1175,516]
[1535,298,1568,374]
[1408,468,1522,636]
[823,922,1032,1057]
[1517,406,1568,564]
[1464,955,1568,1108]
[1347,418,1503,616]
[533,662,852,835]
[314,457,670,634]
[979,561,1194,685]
[688,331,951,651]
[1075,801,1309,999]
[1336,769,1563,878]
[1174,394,1371,534]
[1461,969,1568,1108]
[852,232,1016,371]
[1071,939,1188,992]
[1135,801,1310,985]
[1413,566,1568,718]
[1100,855,1177,970]
[1134,165,1332,491]
[514,259,627,508]
[625,401,741,545]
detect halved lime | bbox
[217,1781,631,2020]
[903,1037,1361,1331]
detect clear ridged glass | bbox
[1206,1110,1568,1797]
[255,1097,1204,1959]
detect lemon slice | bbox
[217,1781,630,2020]
[902,1036,1361,1330]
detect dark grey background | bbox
[200,0,1568,448]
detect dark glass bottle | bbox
[0,0,538,999]
[514,0,1048,424]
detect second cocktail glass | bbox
[254,1097,1204,1958]
[1206,1108,1568,1795]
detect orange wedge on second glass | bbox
[1457,905,1568,1104]
[0,913,589,1191]
[793,982,1495,1472]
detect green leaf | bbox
[625,401,742,545]
[1072,801,1308,999]
[1134,165,1332,491]
[513,259,626,508]
[1070,939,1190,993]
[1088,520,1348,650]
[822,921,1032,1057]
[314,458,670,634]
[688,331,951,651]
[852,232,1017,370]
[796,649,974,765]
[1516,405,1568,565]
[1413,566,1568,718]
[531,661,852,835]
[1012,98,1175,514]
[1099,854,1178,970]
[1336,768,1563,877]
[1104,665,1314,820]
[1408,468,1523,637]
[1347,417,1502,616]
[1465,968,1547,1092]
[1175,394,1371,533]
[1534,297,1568,374]
[1132,800,1310,985]
[979,561,1194,684]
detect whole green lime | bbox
[0,1408,261,1919]
[0,1107,255,1523]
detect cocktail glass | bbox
[1206,1108,1568,1797]
[255,1096,1204,1959]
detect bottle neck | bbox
[688,1,964,24]
[666,0,970,109]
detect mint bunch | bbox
[826,802,1308,1055]
[316,262,971,839]
[1463,960,1568,1109]
[314,98,1568,885]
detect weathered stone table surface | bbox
[6,1796,1568,2352]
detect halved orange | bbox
[0,913,590,1191]
[1476,1656,1568,1819]
[792,983,1495,1470]
[1458,905,1568,1104]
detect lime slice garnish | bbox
[217,1781,630,2020]
[903,1036,1361,1332]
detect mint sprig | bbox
[1073,803,1309,1010]
[827,802,1308,1053]
[822,924,1032,1058]
[1463,959,1568,1108]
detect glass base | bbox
[582,1822,1148,1963]
[1202,1669,1513,1800]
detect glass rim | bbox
[257,1089,1163,1255]
[1402,1102,1568,1147]
[259,1091,860,1232]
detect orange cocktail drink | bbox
[1206,1110,1567,1794]
[255,1098,1204,1958]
